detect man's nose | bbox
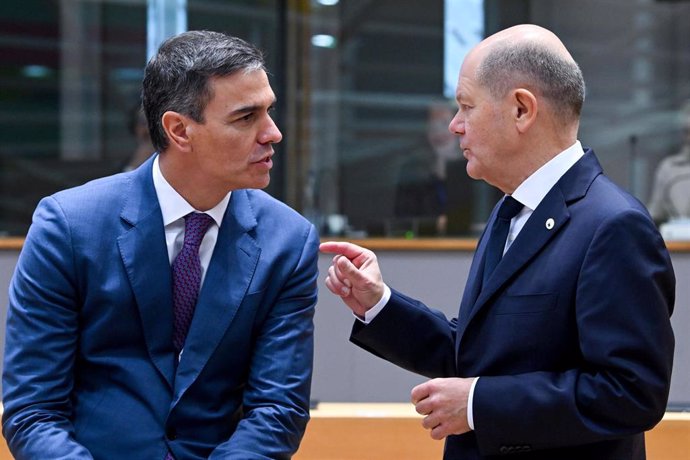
[260,116,283,144]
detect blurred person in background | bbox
[647,99,690,225]
[122,103,155,172]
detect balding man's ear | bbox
[512,89,538,133]
[161,111,192,151]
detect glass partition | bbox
[294,0,690,238]
[0,0,147,235]
[1,0,689,239]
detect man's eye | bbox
[240,113,254,122]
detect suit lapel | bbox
[117,156,176,390]
[173,189,261,404]
[457,149,603,339]
[457,220,492,329]
[471,190,570,314]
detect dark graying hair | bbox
[142,30,266,152]
[476,42,585,123]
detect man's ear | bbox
[161,111,191,151]
[512,88,538,133]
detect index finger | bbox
[319,241,368,259]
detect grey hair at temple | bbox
[476,41,586,124]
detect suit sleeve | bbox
[350,289,458,378]
[472,208,675,455]
[208,224,319,460]
[2,197,94,459]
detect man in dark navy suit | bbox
[321,24,675,459]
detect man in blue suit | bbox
[3,31,319,459]
[321,24,675,459]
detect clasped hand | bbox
[411,377,473,440]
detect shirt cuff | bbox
[354,284,392,324]
[467,376,479,430]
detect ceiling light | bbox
[311,34,337,48]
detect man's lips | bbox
[251,152,273,164]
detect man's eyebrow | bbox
[229,99,277,117]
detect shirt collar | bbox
[152,155,231,227]
[512,140,585,211]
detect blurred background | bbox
[1,0,690,238]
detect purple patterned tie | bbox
[172,212,214,354]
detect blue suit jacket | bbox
[352,150,675,459]
[3,155,319,459]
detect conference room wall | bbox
[0,250,686,407]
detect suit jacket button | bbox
[167,428,177,441]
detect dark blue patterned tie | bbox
[482,196,523,285]
[172,212,214,354]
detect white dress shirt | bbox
[152,155,231,286]
[359,141,586,430]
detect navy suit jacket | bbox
[2,155,319,459]
[351,150,675,459]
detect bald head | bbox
[477,25,573,59]
[469,24,585,124]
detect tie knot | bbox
[183,212,214,249]
[498,196,523,220]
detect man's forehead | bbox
[455,66,477,99]
[210,72,275,102]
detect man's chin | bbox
[465,163,481,181]
[250,175,271,190]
